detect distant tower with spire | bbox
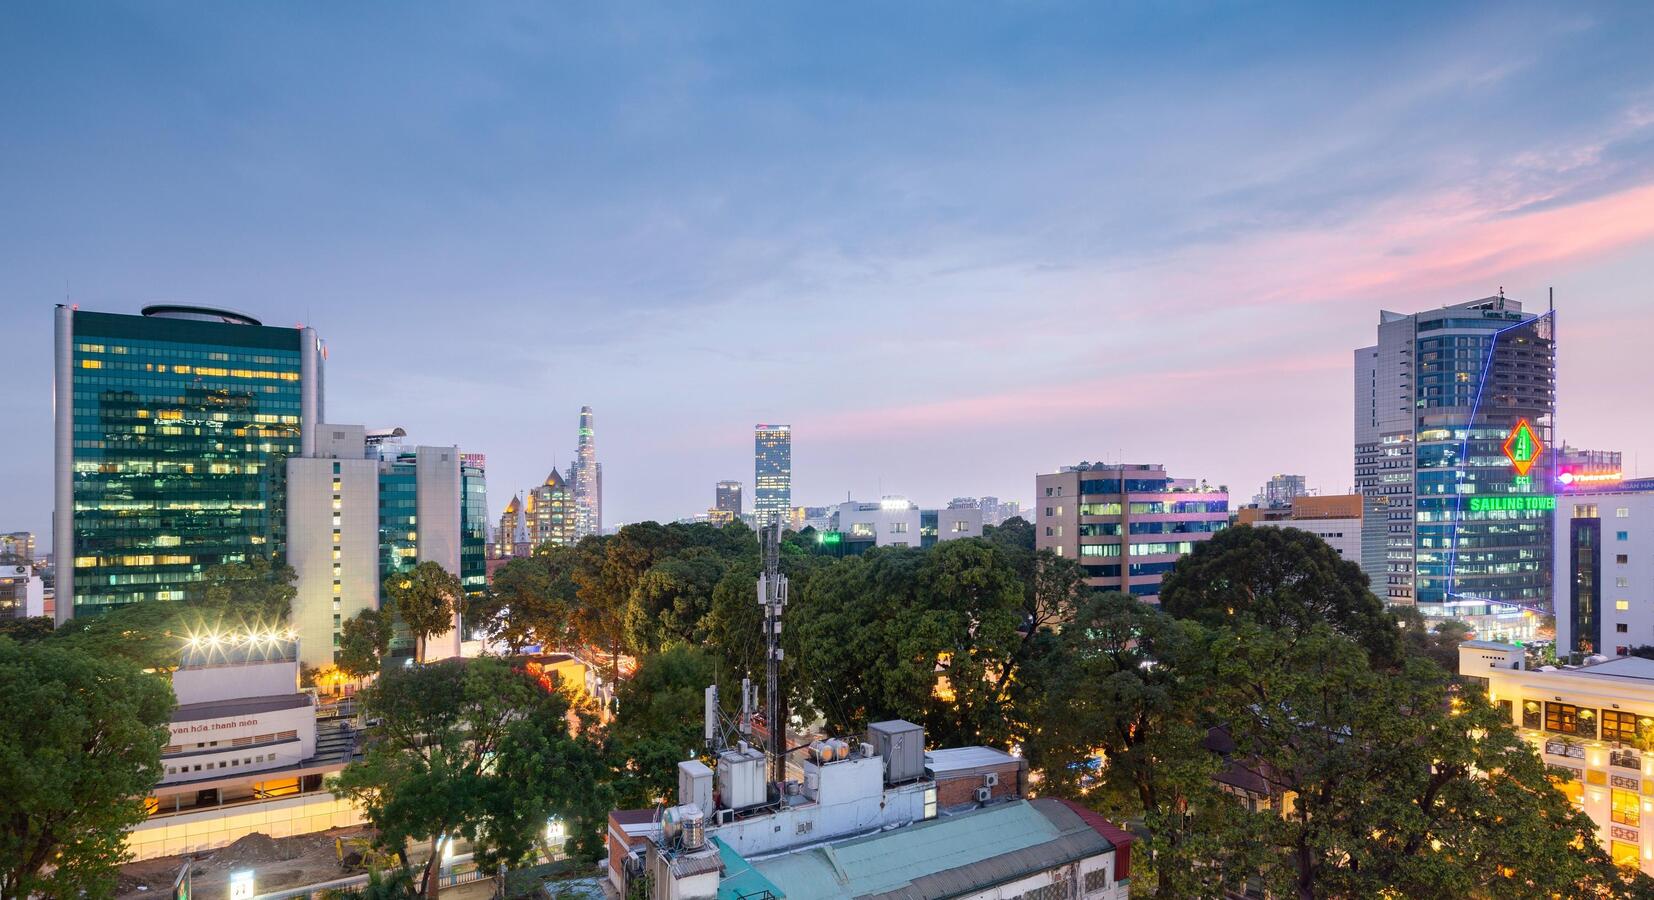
[573,406,602,539]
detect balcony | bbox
[1545,739,1587,760]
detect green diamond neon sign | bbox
[1502,418,1543,477]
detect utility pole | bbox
[758,524,788,786]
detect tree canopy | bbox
[189,554,298,625]
[332,657,593,898]
[338,608,395,679]
[472,548,578,654]
[383,561,462,663]
[606,645,717,809]
[0,638,175,900]
[1158,523,1403,666]
[1027,542,1654,898]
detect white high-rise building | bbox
[287,425,380,670]
[573,406,601,539]
[1555,479,1654,657]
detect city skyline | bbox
[6,5,1654,546]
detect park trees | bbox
[473,547,578,654]
[337,608,395,678]
[0,638,174,900]
[332,657,591,898]
[623,551,727,655]
[382,561,462,663]
[190,553,298,625]
[1158,523,1402,667]
[787,540,1028,746]
[605,646,717,809]
[1026,529,1654,899]
[1204,623,1643,899]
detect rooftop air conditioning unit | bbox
[974,787,992,803]
[984,772,999,788]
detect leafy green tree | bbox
[190,553,298,624]
[383,561,462,663]
[332,658,588,899]
[338,608,395,679]
[982,516,1034,554]
[1026,593,1654,898]
[1019,593,1268,898]
[570,535,628,678]
[0,616,54,643]
[607,646,716,808]
[1394,605,1474,673]
[1159,524,1402,667]
[0,639,175,900]
[623,552,726,654]
[49,599,187,670]
[475,548,578,654]
[1203,623,1648,899]
[787,549,920,734]
[788,540,1027,746]
[705,562,764,689]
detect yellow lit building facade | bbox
[1460,640,1654,874]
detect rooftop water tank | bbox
[868,720,926,785]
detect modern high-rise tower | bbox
[754,424,792,528]
[53,304,324,623]
[572,406,601,539]
[716,481,743,517]
[1354,294,1555,638]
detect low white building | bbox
[610,721,1131,900]
[158,634,319,790]
[0,563,45,618]
[1459,641,1654,875]
[831,499,983,550]
[132,632,362,860]
[1556,479,1654,657]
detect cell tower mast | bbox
[758,524,788,785]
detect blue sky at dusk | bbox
[5,3,1654,546]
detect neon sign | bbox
[1502,419,1544,476]
[1558,470,1623,486]
[1469,495,1556,512]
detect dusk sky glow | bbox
[5,3,1654,546]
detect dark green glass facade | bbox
[461,456,487,638]
[67,311,306,616]
[377,462,418,657]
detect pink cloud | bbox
[803,349,1348,443]
[1160,181,1654,307]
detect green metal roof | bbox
[714,836,787,900]
[745,801,1075,900]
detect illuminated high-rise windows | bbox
[754,424,792,528]
[54,305,324,621]
[1353,294,1555,638]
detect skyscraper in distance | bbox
[754,424,792,528]
[54,304,324,623]
[716,481,743,517]
[1354,294,1555,639]
[1256,474,1308,508]
[572,406,601,540]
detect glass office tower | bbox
[460,453,488,602]
[754,424,792,528]
[1354,295,1555,637]
[53,305,323,622]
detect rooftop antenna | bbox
[758,524,788,786]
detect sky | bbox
[4,2,1654,548]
